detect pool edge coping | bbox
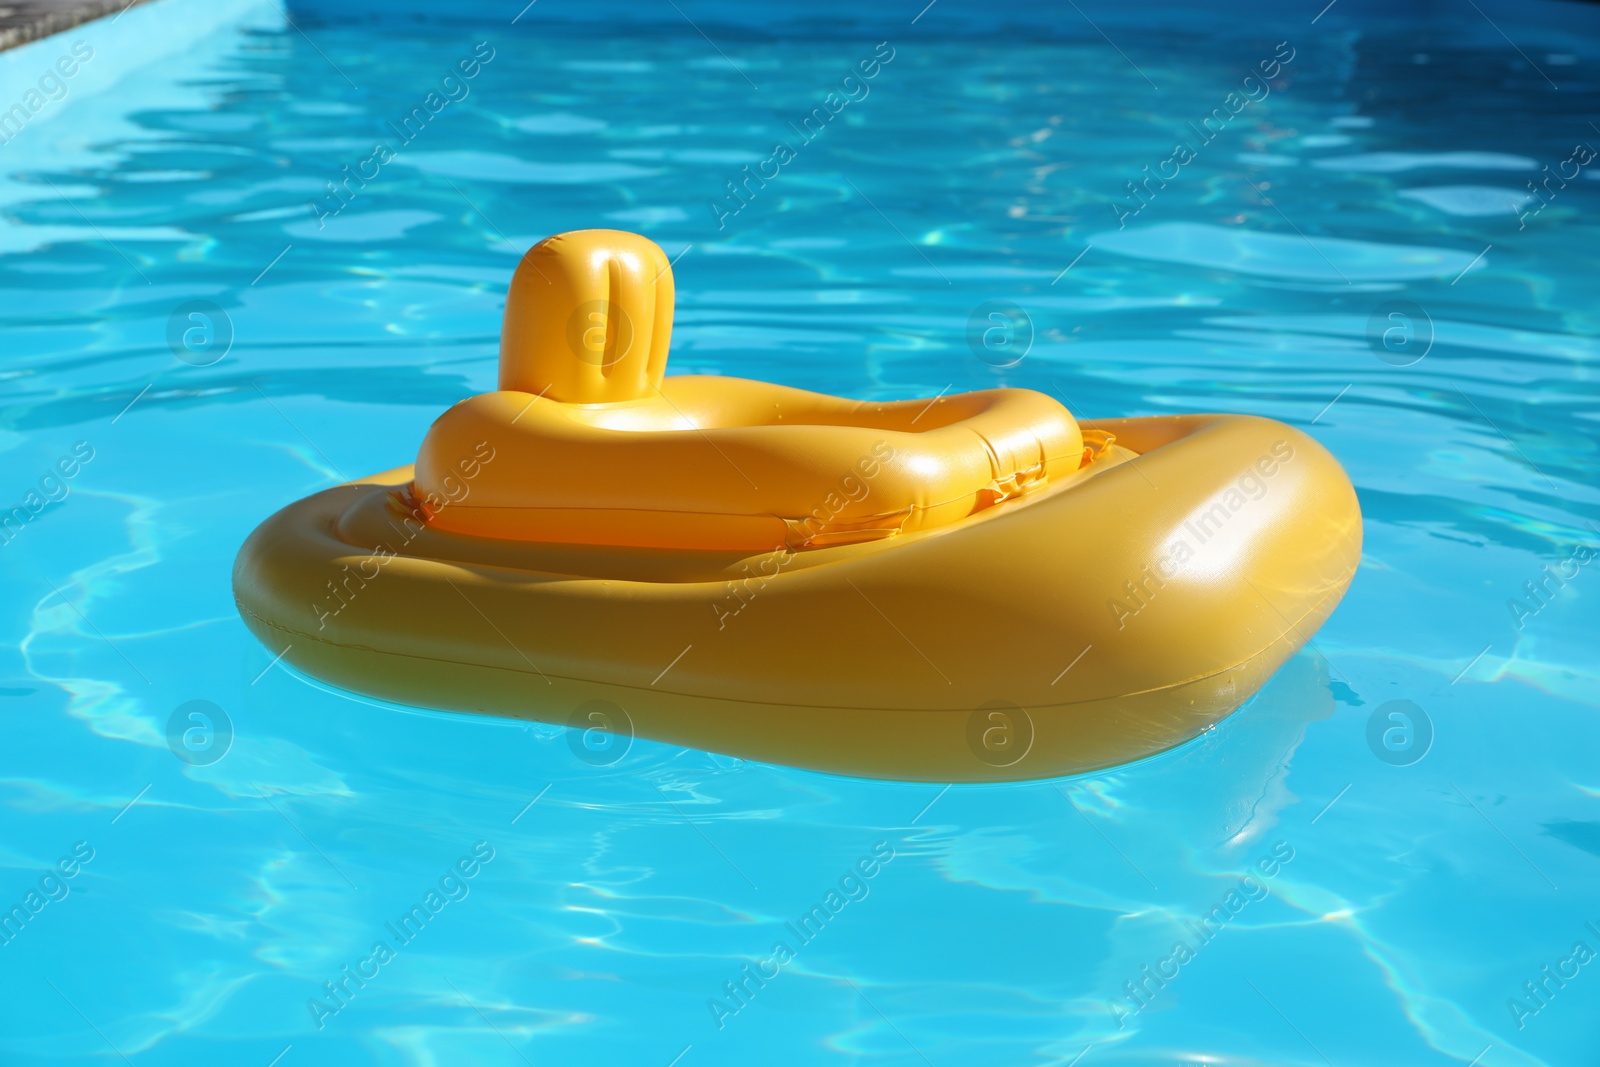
[0,0,159,54]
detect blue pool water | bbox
[2,0,1598,1063]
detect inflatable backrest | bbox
[499,229,675,404]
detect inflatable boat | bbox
[233,229,1361,781]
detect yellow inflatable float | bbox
[233,229,1361,782]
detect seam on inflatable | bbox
[237,593,1334,715]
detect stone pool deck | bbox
[0,0,152,52]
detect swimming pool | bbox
[2,0,1597,1063]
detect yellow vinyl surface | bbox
[232,230,1363,782]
